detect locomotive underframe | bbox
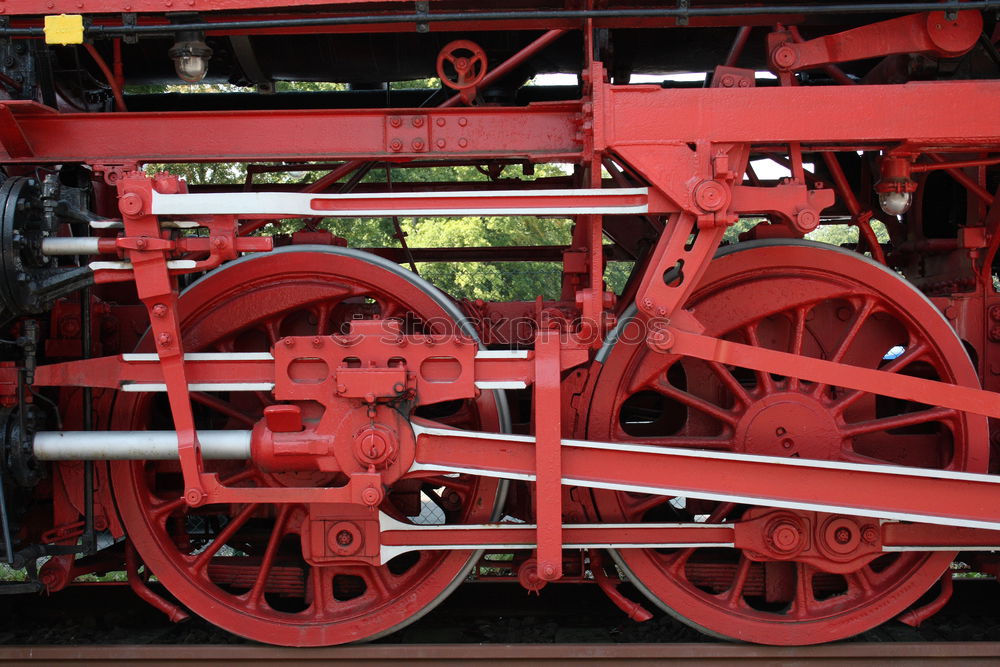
[0,0,999,647]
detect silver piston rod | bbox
[33,430,251,460]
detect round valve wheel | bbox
[581,240,987,645]
[436,40,488,91]
[110,246,508,646]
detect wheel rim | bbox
[111,247,506,646]
[584,240,988,645]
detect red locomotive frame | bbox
[0,0,998,647]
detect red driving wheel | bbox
[110,247,507,646]
[582,241,987,645]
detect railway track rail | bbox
[2,642,1000,665]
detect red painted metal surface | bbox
[2,0,1000,650]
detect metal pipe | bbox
[4,3,996,38]
[41,237,101,256]
[83,44,127,112]
[33,430,252,461]
[724,26,752,68]
[930,153,995,206]
[126,542,189,624]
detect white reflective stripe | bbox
[89,259,197,271]
[475,381,527,389]
[89,220,123,229]
[88,261,131,271]
[475,350,530,359]
[150,188,649,217]
[122,352,274,362]
[882,546,1000,552]
[122,382,274,392]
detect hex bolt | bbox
[861,525,879,544]
[721,74,735,87]
[389,116,402,128]
[135,238,148,250]
[312,336,323,348]
[151,303,168,318]
[390,138,403,152]
[158,332,172,347]
[412,138,425,151]
[436,118,446,127]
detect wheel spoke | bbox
[847,567,875,595]
[787,306,808,392]
[831,341,929,414]
[651,377,738,427]
[707,361,753,407]
[191,392,257,427]
[309,566,332,615]
[620,494,675,521]
[194,502,259,572]
[811,297,875,399]
[247,505,293,606]
[722,555,751,608]
[314,302,333,336]
[790,562,816,619]
[841,407,956,438]
[743,323,776,394]
[365,564,401,598]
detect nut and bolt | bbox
[151,303,168,318]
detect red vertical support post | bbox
[534,329,563,581]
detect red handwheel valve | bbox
[436,40,488,105]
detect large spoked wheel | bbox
[110,246,507,646]
[583,240,988,645]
